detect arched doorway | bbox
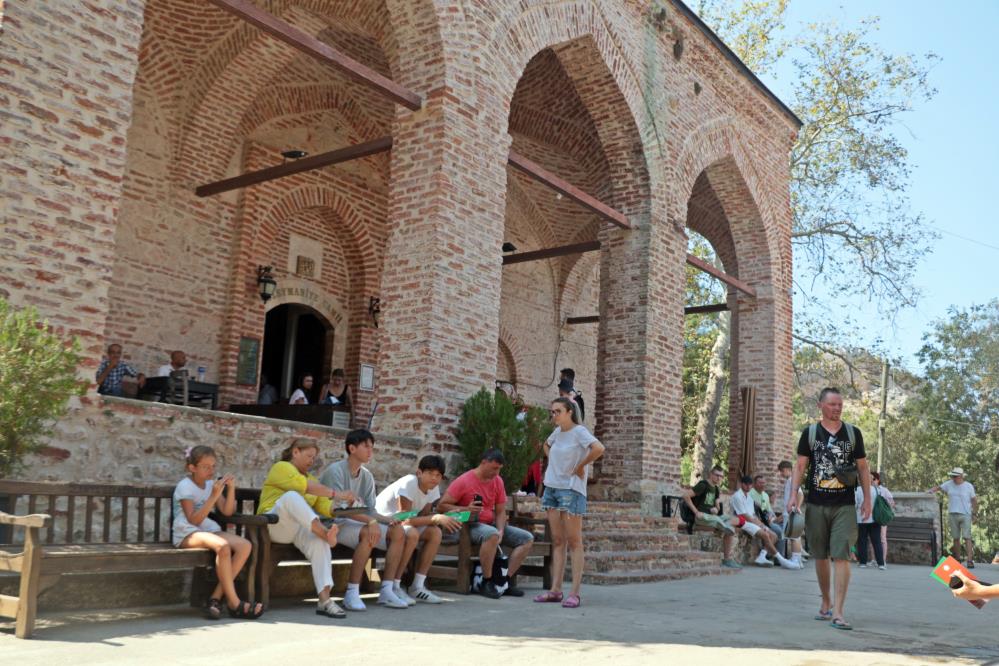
[261,304,334,402]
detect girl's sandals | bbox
[533,590,563,603]
[205,598,223,620]
[227,599,265,620]
[814,609,833,621]
[561,594,581,609]
[830,617,853,630]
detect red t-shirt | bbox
[445,469,506,525]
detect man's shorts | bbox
[442,522,534,548]
[333,519,392,550]
[694,513,735,535]
[804,503,857,560]
[949,512,973,540]
[541,486,587,516]
[740,521,762,537]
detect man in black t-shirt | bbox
[788,387,872,630]
[682,465,741,569]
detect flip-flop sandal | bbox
[316,598,347,619]
[228,599,264,620]
[814,609,833,621]
[561,594,581,609]
[206,598,223,620]
[533,590,564,603]
[831,618,853,630]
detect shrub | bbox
[0,299,85,477]
[454,388,545,494]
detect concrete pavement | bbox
[3,562,997,664]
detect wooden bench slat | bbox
[103,495,111,543]
[66,496,75,544]
[154,498,162,542]
[137,497,145,543]
[84,496,94,543]
[0,593,19,619]
[120,496,128,543]
[45,496,55,545]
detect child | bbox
[173,445,263,619]
[375,454,463,603]
[319,429,410,611]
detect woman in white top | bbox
[872,472,895,562]
[533,397,605,609]
[289,373,313,405]
[855,481,889,569]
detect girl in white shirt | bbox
[533,397,605,609]
[290,374,313,405]
[173,445,263,619]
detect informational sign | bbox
[236,336,260,386]
[359,363,375,391]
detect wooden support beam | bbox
[685,253,757,298]
[566,316,600,325]
[684,303,729,315]
[196,136,392,197]
[507,150,631,230]
[206,0,422,111]
[502,241,601,265]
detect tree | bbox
[694,1,939,376]
[0,299,86,477]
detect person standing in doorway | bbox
[788,387,872,631]
[290,374,313,405]
[559,368,585,421]
[927,467,977,568]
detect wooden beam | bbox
[507,150,631,230]
[196,136,392,197]
[566,316,600,325]
[686,253,757,298]
[206,0,422,111]
[502,241,601,265]
[684,303,729,315]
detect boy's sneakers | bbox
[377,587,409,609]
[409,586,443,604]
[878,564,887,570]
[342,590,367,612]
[392,585,417,606]
[775,554,798,570]
[721,558,743,569]
[479,580,503,599]
[754,551,774,567]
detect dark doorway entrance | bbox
[261,304,333,401]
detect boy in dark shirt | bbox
[683,465,741,569]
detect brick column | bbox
[0,1,146,376]
[374,95,510,446]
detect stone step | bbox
[513,498,642,514]
[585,549,722,573]
[582,565,739,585]
[582,530,685,553]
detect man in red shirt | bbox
[439,448,535,598]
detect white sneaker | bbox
[393,586,417,606]
[858,562,867,568]
[377,588,409,609]
[408,586,443,604]
[878,564,887,570]
[342,591,367,612]
[755,551,773,567]
[801,549,811,560]
[776,554,799,570]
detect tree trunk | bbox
[689,310,730,485]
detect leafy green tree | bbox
[454,388,543,494]
[0,299,86,477]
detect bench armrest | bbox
[0,511,52,529]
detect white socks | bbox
[413,573,427,590]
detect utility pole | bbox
[877,359,890,474]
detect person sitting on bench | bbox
[319,429,411,611]
[375,454,463,604]
[682,465,741,569]
[731,475,797,569]
[257,438,354,619]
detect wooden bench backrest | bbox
[0,480,177,546]
[886,516,935,540]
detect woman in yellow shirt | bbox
[258,438,355,618]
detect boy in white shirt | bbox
[731,475,796,569]
[375,455,462,603]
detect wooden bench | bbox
[885,516,938,565]
[428,497,552,593]
[0,480,269,639]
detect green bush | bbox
[454,388,546,494]
[0,299,85,477]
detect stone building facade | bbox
[1,0,797,511]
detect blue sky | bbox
[755,1,999,372]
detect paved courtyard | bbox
[3,562,997,664]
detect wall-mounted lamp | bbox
[257,265,277,302]
[281,149,308,161]
[368,296,381,328]
[501,242,518,253]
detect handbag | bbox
[873,493,895,525]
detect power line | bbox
[926,223,999,253]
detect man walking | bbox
[927,467,977,568]
[788,387,871,630]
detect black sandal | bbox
[206,598,223,620]
[227,599,264,620]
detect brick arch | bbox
[497,325,528,388]
[490,12,660,216]
[559,250,601,322]
[505,177,558,255]
[496,339,517,386]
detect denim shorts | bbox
[542,487,587,516]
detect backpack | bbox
[873,492,895,525]
[805,422,859,489]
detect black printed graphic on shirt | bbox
[796,424,866,506]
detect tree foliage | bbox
[454,388,545,494]
[0,299,86,477]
